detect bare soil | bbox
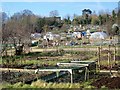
[0,63,55,69]
[100,64,120,70]
[100,55,120,61]
[1,71,48,84]
[92,77,120,89]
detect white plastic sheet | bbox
[90,32,108,40]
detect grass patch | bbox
[1,50,97,65]
[1,79,96,89]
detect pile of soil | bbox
[91,77,120,89]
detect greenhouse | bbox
[89,32,108,45]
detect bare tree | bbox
[49,10,59,17]
[2,10,36,55]
[1,12,9,55]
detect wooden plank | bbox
[100,70,118,73]
[71,60,96,63]
[57,62,89,66]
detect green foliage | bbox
[101,85,108,89]
[80,80,96,89]
[112,10,116,23]
[35,18,46,32]
[63,18,71,24]
[26,50,65,57]
[0,82,13,89]
[1,49,97,66]
[13,82,24,88]
[31,81,82,88]
[1,80,87,89]
[91,16,99,25]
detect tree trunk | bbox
[15,44,24,55]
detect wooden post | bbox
[108,45,110,65]
[36,74,38,80]
[108,45,110,52]
[108,52,110,66]
[85,67,87,81]
[114,45,116,63]
[100,45,102,51]
[108,45,112,75]
[97,47,100,70]
[5,47,7,56]
[87,68,89,80]
[10,45,12,56]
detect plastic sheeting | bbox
[89,32,108,45]
[90,32,108,40]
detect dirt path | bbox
[6,46,119,57]
[31,47,119,52]
[1,67,119,73]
